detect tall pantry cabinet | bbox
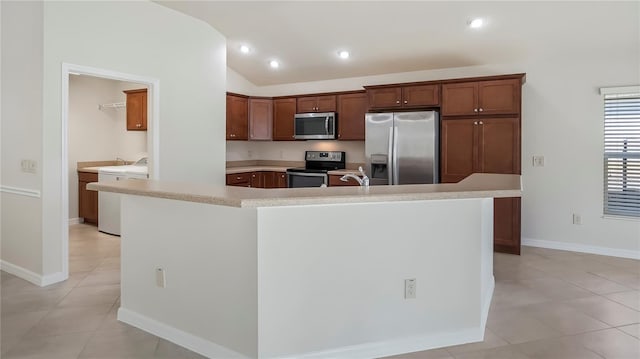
[440,75,524,255]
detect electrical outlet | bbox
[532,156,545,167]
[573,214,582,225]
[405,278,416,299]
[21,159,37,174]
[247,150,253,159]
[156,267,166,288]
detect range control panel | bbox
[305,151,344,162]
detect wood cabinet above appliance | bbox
[337,92,368,140]
[441,79,521,116]
[366,84,440,109]
[296,95,336,113]
[123,89,147,131]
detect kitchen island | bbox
[88,174,521,359]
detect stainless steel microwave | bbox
[294,112,336,140]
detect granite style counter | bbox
[88,173,520,208]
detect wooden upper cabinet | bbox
[442,79,520,116]
[367,84,439,109]
[297,95,336,113]
[226,94,248,140]
[249,98,273,140]
[440,117,520,183]
[123,89,147,131]
[337,92,368,140]
[273,97,297,141]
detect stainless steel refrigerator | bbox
[365,111,439,185]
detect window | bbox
[602,86,640,218]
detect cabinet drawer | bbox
[329,174,360,186]
[226,172,252,185]
[78,172,98,182]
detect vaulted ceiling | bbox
[158,1,639,86]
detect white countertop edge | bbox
[87,173,521,209]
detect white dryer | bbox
[98,158,148,236]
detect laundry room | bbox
[68,74,148,233]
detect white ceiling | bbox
[157,1,638,86]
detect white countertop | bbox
[88,173,521,208]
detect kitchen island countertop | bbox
[88,173,521,208]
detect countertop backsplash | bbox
[226,140,365,163]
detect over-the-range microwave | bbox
[294,112,336,140]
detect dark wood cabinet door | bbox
[477,118,520,175]
[441,82,478,116]
[249,98,273,140]
[494,197,521,255]
[367,87,402,109]
[296,96,318,113]
[273,98,296,141]
[328,174,360,186]
[226,172,251,187]
[277,172,287,188]
[337,92,368,140]
[124,89,147,131]
[262,172,278,189]
[440,118,478,183]
[250,172,264,188]
[478,79,520,115]
[316,95,337,112]
[226,94,248,140]
[402,84,440,107]
[78,172,98,224]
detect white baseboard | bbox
[117,307,250,359]
[523,238,640,260]
[118,306,484,359]
[0,260,66,286]
[68,217,84,225]
[286,327,482,359]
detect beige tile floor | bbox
[2,223,639,358]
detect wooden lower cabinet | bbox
[227,171,287,188]
[78,171,98,225]
[226,173,251,187]
[329,174,360,186]
[494,197,521,255]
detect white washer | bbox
[98,162,148,236]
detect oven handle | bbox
[286,171,327,178]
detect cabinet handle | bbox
[479,108,484,112]
[396,100,400,104]
[236,176,242,180]
[474,108,478,112]
[136,123,141,128]
[404,100,408,104]
[479,121,484,125]
[474,121,478,125]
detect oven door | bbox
[286,171,328,188]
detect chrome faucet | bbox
[340,166,370,187]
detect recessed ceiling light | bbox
[240,45,250,54]
[469,18,484,28]
[269,60,280,69]
[338,50,350,59]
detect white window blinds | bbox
[603,90,640,217]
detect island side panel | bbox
[118,195,258,359]
[256,198,492,359]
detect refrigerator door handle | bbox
[393,126,399,184]
[388,126,394,184]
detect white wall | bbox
[1,1,44,276]
[225,9,640,255]
[68,75,147,220]
[1,0,227,280]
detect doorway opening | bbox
[61,63,159,280]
